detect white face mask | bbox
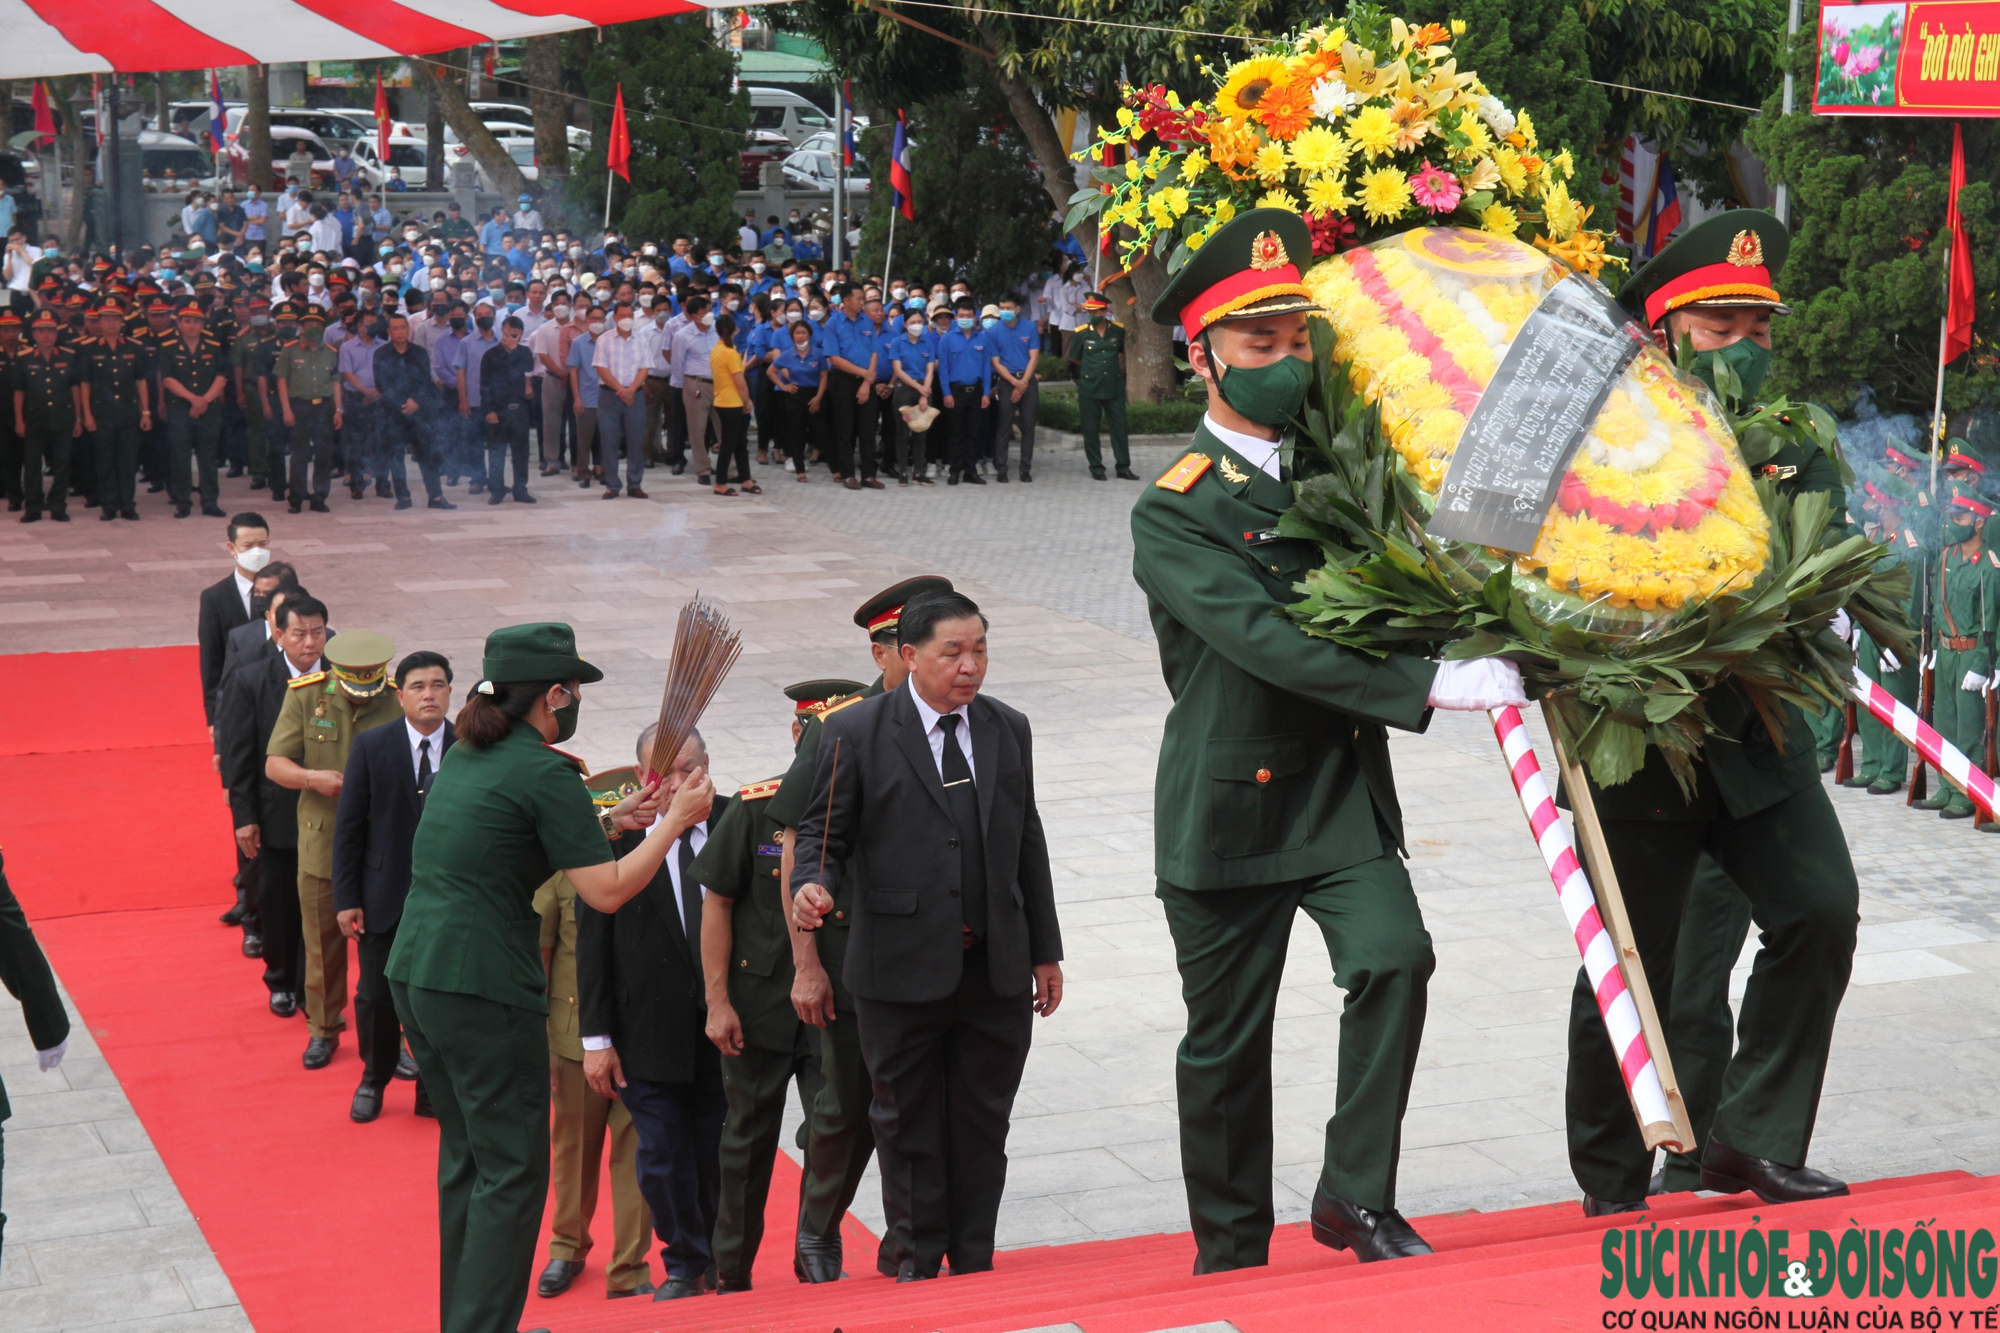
[751,262,766,274]
[724,298,741,312]
[643,244,658,256]
[235,546,273,574]
[588,321,605,335]
[708,255,724,267]
[552,305,570,322]
[891,287,907,300]
[616,317,635,333]
[785,310,803,324]
[308,273,325,288]
[559,266,574,279]
[638,293,654,307]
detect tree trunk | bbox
[156,74,170,135]
[525,35,568,221]
[411,53,528,199]
[62,78,88,251]
[242,65,271,195]
[424,71,446,192]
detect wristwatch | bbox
[598,809,618,840]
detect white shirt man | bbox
[906,676,975,782]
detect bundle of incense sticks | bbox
[646,596,743,782]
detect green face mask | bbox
[1689,336,1771,405]
[1213,348,1312,428]
[1944,518,1977,545]
[551,691,580,743]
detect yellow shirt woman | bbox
[711,342,745,409]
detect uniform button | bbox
[1255,767,1272,784]
[948,838,958,848]
[835,911,845,920]
[739,959,747,968]
[1270,564,1280,574]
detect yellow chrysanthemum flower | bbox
[1491,146,1527,195]
[1258,187,1301,213]
[1516,108,1537,149]
[1450,18,1466,35]
[1552,148,1574,180]
[1457,118,1493,160]
[1216,55,1293,121]
[1253,143,1291,183]
[1359,165,1412,223]
[1287,125,1350,176]
[1346,104,1399,159]
[1305,173,1353,213]
[1541,180,1582,241]
[1480,204,1519,238]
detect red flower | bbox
[1306,208,1357,255]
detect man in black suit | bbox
[333,650,453,1123]
[578,726,728,1302]
[219,592,326,1020]
[792,590,1064,1282]
[217,561,299,690]
[201,511,272,932]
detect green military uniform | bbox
[532,872,651,1295]
[267,631,402,1044]
[13,323,81,521]
[79,327,152,520]
[0,850,72,1257]
[232,312,279,492]
[692,770,824,1288]
[1920,497,1997,819]
[386,623,614,1333]
[1137,212,1439,1270]
[1572,210,1859,1209]
[154,317,228,514]
[1846,475,1929,793]
[1068,295,1130,479]
[273,315,340,507]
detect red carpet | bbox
[7,646,1999,1333]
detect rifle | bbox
[1835,699,1858,785]
[1910,559,1935,805]
[1981,686,1999,832]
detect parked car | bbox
[263,126,337,191]
[348,134,429,187]
[740,128,791,186]
[464,103,590,149]
[749,87,834,147]
[780,148,869,193]
[114,131,214,192]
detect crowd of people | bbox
[0,200,1143,524]
[196,527,1064,1328]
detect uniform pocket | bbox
[1206,735,1312,859]
[868,888,919,915]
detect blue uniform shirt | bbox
[822,309,878,375]
[885,332,938,386]
[938,326,993,394]
[989,317,1037,375]
[771,345,826,391]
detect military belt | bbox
[1942,634,1978,652]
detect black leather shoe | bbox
[268,992,297,1018]
[120,507,139,520]
[309,499,331,513]
[653,1276,705,1300]
[201,503,227,518]
[1308,1186,1434,1262]
[716,1273,753,1294]
[241,933,263,958]
[1701,1139,1849,1203]
[537,1258,581,1298]
[895,1258,935,1283]
[1020,468,1032,482]
[394,1051,418,1081]
[414,1084,436,1118]
[428,497,457,510]
[302,1034,338,1069]
[1116,466,1139,480]
[608,1282,654,1298]
[1582,1194,1649,1217]
[794,1225,843,1283]
[350,1082,383,1123]
[221,903,245,927]
[395,497,413,510]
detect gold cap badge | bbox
[1726,230,1764,268]
[1249,230,1289,271]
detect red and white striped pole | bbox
[1851,664,1997,820]
[1489,705,1681,1145]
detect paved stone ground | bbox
[4,430,1999,1325]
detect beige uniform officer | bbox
[266,629,402,1068]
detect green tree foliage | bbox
[1407,0,1609,207]
[1581,0,1783,204]
[565,17,748,246]
[1750,85,2000,416]
[855,65,1060,293]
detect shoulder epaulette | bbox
[1155,452,1212,493]
[288,670,327,689]
[737,776,784,802]
[819,694,865,721]
[1989,550,2000,569]
[543,743,589,774]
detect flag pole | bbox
[883,201,897,290]
[604,170,613,231]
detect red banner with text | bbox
[1815,0,2000,114]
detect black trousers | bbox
[619,1064,726,1282]
[377,407,444,501]
[287,399,336,501]
[776,390,814,473]
[713,405,750,484]
[356,922,416,1092]
[945,383,985,479]
[854,949,1032,1277]
[256,845,304,997]
[827,370,877,479]
[342,398,377,483]
[93,404,144,513]
[483,402,531,497]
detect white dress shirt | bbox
[233,569,255,618]
[907,677,975,784]
[580,813,709,1052]
[405,719,444,786]
[284,653,322,680]
[1202,413,1282,479]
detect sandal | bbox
[698,473,712,486]
[712,485,738,496]
[740,481,763,495]
[794,471,809,482]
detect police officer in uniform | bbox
[79,299,152,522]
[765,578,950,1281]
[693,685,850,1292]
[1840,457,1927,796]
[156,298,229,519]
[1573,211,1859,1214]
[233,296,280,498]
[12,310,81,523]
[1922,485,1997,820]
[266,630,403,1070]
[1069,291,1136,481]
[135,295,177,494]
[1134,209,1530,1270]
[275,308,342,513]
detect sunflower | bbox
[1215,56,1293,121]
[1359,165,1412,223]
[1252,80,1316,139]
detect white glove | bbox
[1880,650,1902,673]
[1963,670,1990,694]
[1925,651,1938,671]
[1427,658,1529,711]
[1832,609,1852,640]
[37,1038,66,1072]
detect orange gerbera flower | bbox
[1252,80,1315,139]
[1412,22,1451,46]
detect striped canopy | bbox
[1,0,770,79]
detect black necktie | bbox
[937,714,987,941]
[677,829,701,955]
[416,738,433,798]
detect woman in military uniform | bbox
[385,622,714,1333]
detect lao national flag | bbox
[889,110,914,221]
[1644,158,1681,260]
[841,80,858,167]
[209,70,227,155]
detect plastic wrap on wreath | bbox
[1304,226,1771,628]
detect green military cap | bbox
[300,308,326,325]
[1943,438,1990,480]
[325,630,397,697]
[1152,207,1319,335]
[1619,209,1790,329]
[479,622,604,688]
[584,765,643,808]
[854,575,953,640]
[786,678,867,718]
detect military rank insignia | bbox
[1155,452,1213,492]
[1217,456,1250,485]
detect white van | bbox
[747,87,833,147]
